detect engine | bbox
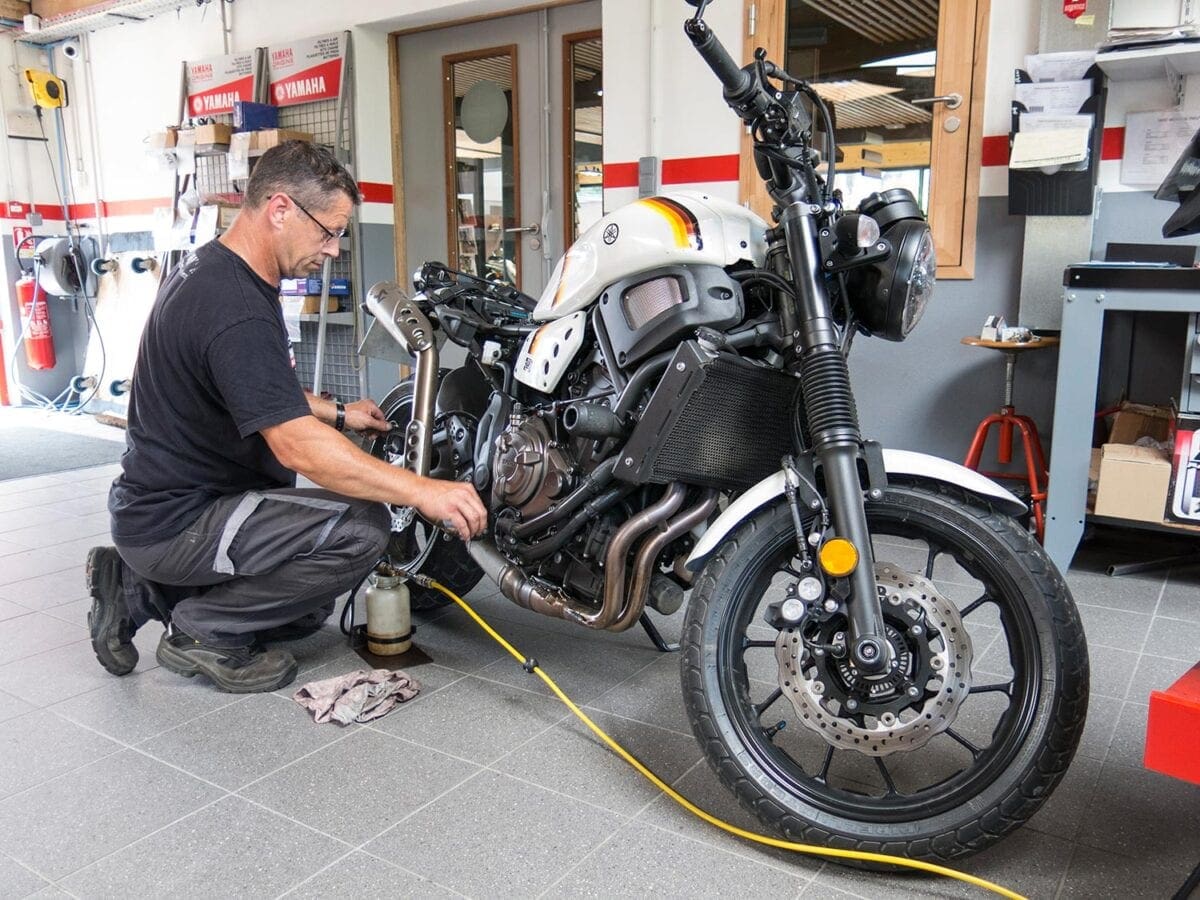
[491,412,576,518]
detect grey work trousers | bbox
[115,488,390,648]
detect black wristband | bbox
[334,400,346,432]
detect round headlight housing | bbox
[844,189,937,342]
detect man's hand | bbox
[413,478,488,542]
[344,399,391,436]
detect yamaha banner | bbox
[267,33,347,107]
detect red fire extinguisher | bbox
[16,274,55,371]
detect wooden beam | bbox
[0,0,30,21]
[840,140,931,170]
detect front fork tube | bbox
[780,200,890,675]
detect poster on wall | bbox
[185,51,259,117]
[267,32,347,107]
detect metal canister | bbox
[364,571,412,655]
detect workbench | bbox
[1043,265,1200,572]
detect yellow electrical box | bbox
[24,69,68,109]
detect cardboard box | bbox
[252,129,313,151]
[1094,443,1173,522]
[1108,402,1173,445]
[194,122,231,147]
[147,127,178,150]
[300,295,338,314]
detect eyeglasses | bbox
[286,194,347,244]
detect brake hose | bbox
[415,575,1025,900]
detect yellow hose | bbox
[423,577,1026,900]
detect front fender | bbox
[684,449,1026,572]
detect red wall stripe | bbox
[981,135,1009,168]
[358,181,393,204]
[661,153,739,184]
[1101,126,1125,161]
[0,181,396,222]
[602,161,638,189]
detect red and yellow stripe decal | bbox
[639,196,703,251]
[552,253,572,307]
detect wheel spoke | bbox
[959,593,992,618]
[874,756,899,796]
[969,681,1012,696]
[946,728,982,759]
[743,638,777,650]
[817,745,835,783]
[924,544,942,579]
[754,687,783,718]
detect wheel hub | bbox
[774,562,973,756]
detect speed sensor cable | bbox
[414,574,1025,900]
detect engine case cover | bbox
[514,310,587,394]
[533,192,768,322]
[492,415,575,518]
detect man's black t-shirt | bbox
[110,240,311,546]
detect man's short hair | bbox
[244,140,361,212]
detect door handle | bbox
[912,92,962,110]
[504,223,541,235]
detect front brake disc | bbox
[775,563,973,757]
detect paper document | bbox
[1019,113,1094,132]
[1023,51,1096,82]
[1121,110,1200,186]
[1013,80,1093,115]
[1009,128,1091,170]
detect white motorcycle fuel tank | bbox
[533,192,769,323]
[513,192,769,393]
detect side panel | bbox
[513,310,588,393]
[684,449,1028,571]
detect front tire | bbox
[681,481,1088,864]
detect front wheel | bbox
[681,481,1088,864]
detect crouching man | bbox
[86,141,485,693]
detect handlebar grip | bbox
[684,19,752,99]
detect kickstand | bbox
[1107,553,1200,577]
[639,612,679,653]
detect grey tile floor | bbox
[0,461,1198,898]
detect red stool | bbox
[961,336,1059,542]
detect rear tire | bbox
[370,380,483,610]
[681,481,1088,865]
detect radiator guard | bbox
[616,341,802,491]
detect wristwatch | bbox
[334,400,346,432]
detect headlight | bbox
[845,189,936,342]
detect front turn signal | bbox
[819,538,859,577]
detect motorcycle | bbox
[364,0,1088,865]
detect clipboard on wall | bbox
[1008,64,1106,216]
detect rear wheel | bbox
[681,481,1088,864]
[370,381,483,610]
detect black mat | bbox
[0,424,126,481]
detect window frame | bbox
[562,28,603,253]
[739,0,990,280]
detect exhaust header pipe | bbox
[365,282,439,477]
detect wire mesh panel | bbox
[294,322,362,401]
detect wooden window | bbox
[741,0,989,279]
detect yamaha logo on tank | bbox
[602,223,619,245]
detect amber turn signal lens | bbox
[819,538,859,577]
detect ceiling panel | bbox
[798,0,938,45]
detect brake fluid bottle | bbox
[365,571,412,655]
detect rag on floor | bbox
[293,668,420,725]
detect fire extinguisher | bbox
[16,274,55,371]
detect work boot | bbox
[156,627,298,693]
[86,546,138,676]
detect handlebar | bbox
[683,17,753,101]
